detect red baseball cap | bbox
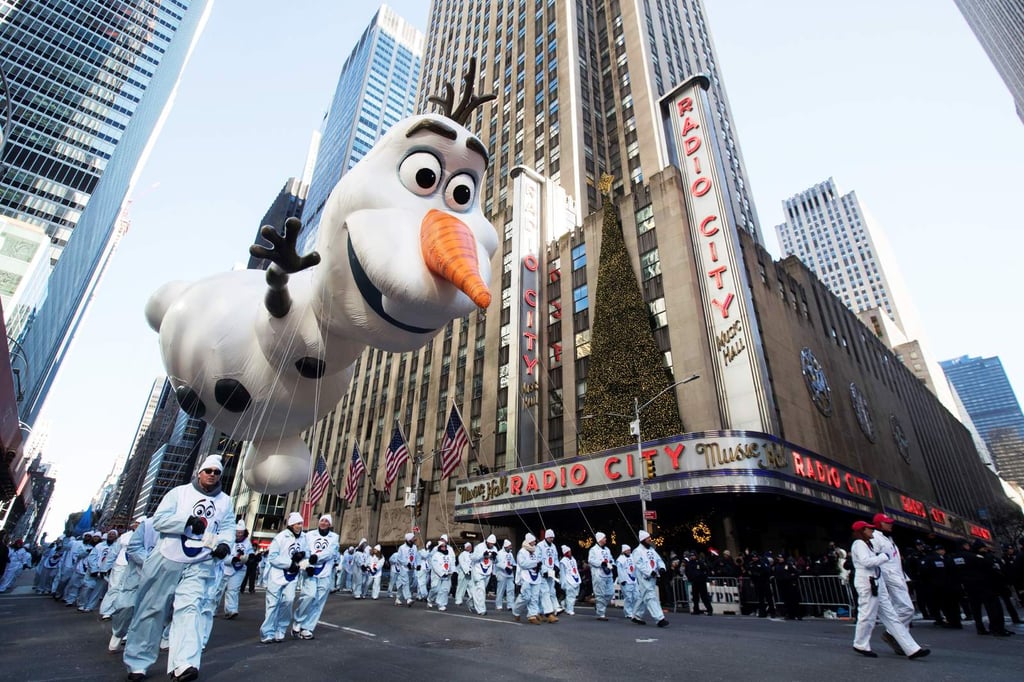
[873,513,895,526]
[852,521,875,532]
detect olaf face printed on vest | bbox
[311,536,331,576]
[181,498,217,558]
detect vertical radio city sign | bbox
[659,75,776,432]
[509,167,543,466]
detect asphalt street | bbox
[1,575,1021,681]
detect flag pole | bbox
[451,399,472,480]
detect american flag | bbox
[306,454,331,507]
[342,445,365,505]
[383,423,410,494]
[439,404,469,480]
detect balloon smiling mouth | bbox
[347,236,438,335]
[180,535,204,558]
[347,209,491,333]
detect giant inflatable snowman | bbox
[146,62,498,493]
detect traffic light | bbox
[415,479,426,516]
[644,457,656,480]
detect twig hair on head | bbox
[427,57,496,126]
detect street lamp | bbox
[584,373,699,536]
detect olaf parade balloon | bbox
[146,61,499,494]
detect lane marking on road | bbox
[433,610,522,625]
[636,638,658,643]
[317,621,340,629]
[342,626,377,637]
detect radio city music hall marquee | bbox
[453,430,991,541]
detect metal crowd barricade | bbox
[707,577,741,613]
[795,575,855,617]
[670,576,689,612]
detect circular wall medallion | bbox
[800,348,832,416]
[849,382,876,442]
[890,414,910,464]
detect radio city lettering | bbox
[676,98,735,320]
[929,507,949,526]
[899,494,927,519]
[968,524,992,541]
[791,452,874,500]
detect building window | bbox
[571,243,586,270]
[640,248,661,280]
[573,284,588,313]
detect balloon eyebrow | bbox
[405,119,457,141]
[466,136,489,167]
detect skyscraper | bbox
[775,177,960,416]
[0,0,213,426]
[104,377,180,529]
[941,355,1024,486]
[418,0,761,240]
[954,0,1024,124]
[298,4,423,250]
[775,178,909,332]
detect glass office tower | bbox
[941,355,1024,486]
[298,4,423,251]
[0,0,213,425]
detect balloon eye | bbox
[444,174,476,212]
[399,152,442,196]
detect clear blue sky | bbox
[38,1,1024,538]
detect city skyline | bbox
[32,1,1024,538]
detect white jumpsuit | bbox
[870,530,914,626]
[632,542,667,624]
[259,528,309,641]
[559,555,581,615]
[122,482,234,677]
[617,553,639,619]
[294,530,340,633]
[588,543,614,618]
[851,538,922,655]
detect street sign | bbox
[644,510,657,520]
[639,485,652,502]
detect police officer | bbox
[747,550,775,618]
[685,551,713,616]
[994,544,1022,625]
[919,544,959,628]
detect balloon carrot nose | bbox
[421,209,491,308]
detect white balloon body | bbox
[147,113,498,494]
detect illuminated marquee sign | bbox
[659,76,775,432]
[455,431,881,518]
[877,482,932,532]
